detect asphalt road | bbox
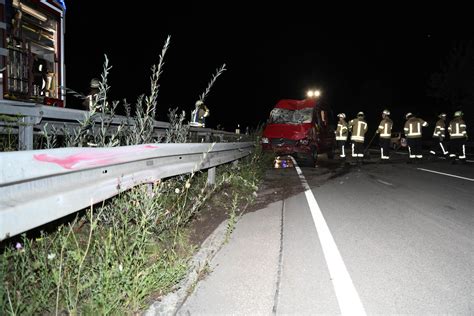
[178,152,474,315]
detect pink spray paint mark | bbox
[34,145,159,169]
[34,153,119,169]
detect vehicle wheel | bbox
[295,147,317,167]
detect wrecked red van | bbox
[261,99,336,165]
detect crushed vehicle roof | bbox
[274,99,316,110]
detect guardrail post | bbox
[19,116,34,150]
[232,160,239,169]
[207,167,216,186]
[146,183,154,197]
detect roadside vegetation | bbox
[0,36,272,314]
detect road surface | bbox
[179,153,474,315]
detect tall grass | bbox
[198,64,226,103]
[0,126,18,152]
[1,184,190,314]
[42,36,172,149]
[1,143,269,314]
[165,108,189,143]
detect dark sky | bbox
[64,3,456,133]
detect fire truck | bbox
[0,0,66,107]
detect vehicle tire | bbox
[295,147,317,167]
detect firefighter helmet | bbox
[357,111,364,117]
[383,109,390,116]
[405,112,413,119]
[90,78,100,89]
[195,100,204,107]
[337,113,346,119]
[454,110,463,117]
[438,113,447,118]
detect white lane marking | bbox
[376,179,393,186]
[417,168,474,182]
[467,160,474,163]
[290,157,366,316]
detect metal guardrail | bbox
[0,100,244,150]
[0,141,255,241]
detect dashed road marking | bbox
[376,179,393,186]
[417,168,474,182]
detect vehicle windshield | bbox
[269,108,313,124]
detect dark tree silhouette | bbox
[428,40,474,111]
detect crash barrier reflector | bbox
[0,142,254,240]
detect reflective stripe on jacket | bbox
[448,118,467,139]
[349,118,368,143]
[335,120,348,141]
[433,119,446,138]
[404,117,427,138]
[378,118,393,139]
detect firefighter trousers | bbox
[430,138,448,156]
[407,138,422,159]
[449,138,466,160]
[337,140,346,157]
[352,142,364,157]
[379,138,390,159]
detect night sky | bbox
[64,3,464,134]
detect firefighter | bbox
[403,113,428,162]
[335,113,348,158]
[430,113,449,157]
[32,55,48,97]
[82,78,100,111]
[448,111,468,163]
[190,100,210,127]
[376,109,393,161]
[348,111,368,162]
